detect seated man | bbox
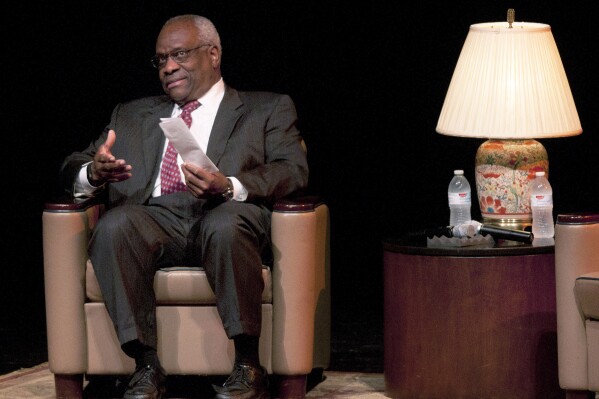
[58,14,308,399]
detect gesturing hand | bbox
[89,129,132,185]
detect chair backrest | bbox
[554,212,599,390]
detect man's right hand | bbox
[89,129,132,185]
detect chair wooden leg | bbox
[274,374,307,399]
[565,390,595,399]
[54,373,83,399]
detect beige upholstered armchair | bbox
[43,195,330,399]
[555,213,599,399]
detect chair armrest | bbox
[270,196,330,374]
[555,213,599,390]
[43,197,103,374]
[575,272,599,321]
[273,195,325,212]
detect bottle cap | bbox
[535,171,546,177]
[454,169,464,175]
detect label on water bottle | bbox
[448,192,471,205]
[531,193,553,207]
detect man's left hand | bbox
[182,163,229,199]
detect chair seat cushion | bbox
[85,260,273,305]
[575,271,599,320]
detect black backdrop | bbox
[3,0,599,371]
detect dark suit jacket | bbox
[60,85,309,214]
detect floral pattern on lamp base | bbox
[475,139,548,227]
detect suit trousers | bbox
[88,193,271,350]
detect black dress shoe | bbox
[123,364,166,399]
[213,362,270,399]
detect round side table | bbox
[383,238,560,399]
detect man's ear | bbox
[209,46,221,68]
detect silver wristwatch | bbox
[221,178,234,201]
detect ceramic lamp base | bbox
[475,139,548,229]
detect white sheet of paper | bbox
[158,117,218,173]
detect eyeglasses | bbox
[150,44,212,68]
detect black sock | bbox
[121,339,160,368]
[233,334,260,367]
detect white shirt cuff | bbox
[228,177,248,202]
[74,162,104,198]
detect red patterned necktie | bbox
[160,100,201,195]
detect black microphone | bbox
[477,224,533,243]
[451,221,533,243]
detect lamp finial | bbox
[507,8,515,28]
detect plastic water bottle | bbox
[448,169,472,226]
[530,171,554,238]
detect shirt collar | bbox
[177,78,225,113]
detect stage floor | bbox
[0,363,386,398]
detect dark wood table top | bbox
[383,235,554,257]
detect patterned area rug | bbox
[0,363,387,398]
[0,364,54,399]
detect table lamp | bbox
[436,9,582,229]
